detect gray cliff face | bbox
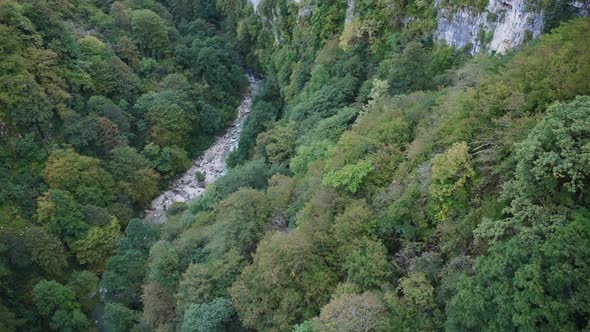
[434,0,589,54]
[247,0,306,44]
[435,0,543,54]
[249,0,588,54]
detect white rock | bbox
[434,0,587,54]
[144,75,262,223]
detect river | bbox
[92,74,261,330]
[144,74,261,223]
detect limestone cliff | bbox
[248,0,589,54]
[434,0,589,53]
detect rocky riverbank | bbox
[144,75,261,223]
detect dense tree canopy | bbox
[0,0,245,329]
[2,0,590,330]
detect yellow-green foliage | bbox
[68,3,590,331]
[429,142,475,221]
[72,218,121,272]
[323,159,374,193]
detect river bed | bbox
[92,74,261,330]
[144,75,261,223]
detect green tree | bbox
[342,237,391,290]
[381,41,433,94]
[210,159,273,199]
[79,35,109,58]
[87,96,129,134]
[290,141,334,176]
[448,210,590,331]
[142,282,176,329]
[146,103,191,149]
[43,149,114,206]
[177,251,244,310]
[32,280,90,331]
[175,34,244,101]
[89,56,142,102]
[316,292,388,332]
[23,226,68,276]
[118,218,161,254]
[115,35,140,68]
[144,143,191,177]
[147,241,180,292]
[102,249,149,307]
[72,219,121,271]
[385,273,442,331]
[49,308,90,332]
[447,97,590,331]
[230,231,336,331]
[104,303,138,332]
[181,298,234,332]
[67,270,99,312]
[130,9,170,58]
[508,96,590,199]
[206,188,271,258]
[228,94,280,167]
[323,159,374,193]
[36,189,87,244]
[256,123,297,165]
[0,301,17,332]
[108,147,159,205]
[429,142,475,221]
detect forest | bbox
[1,0,590,331]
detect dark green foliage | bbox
[36,189,88,244]
[206,188,271,258]
[380,41,435,95]
[298,107,358,145]
[448,210,590,330]
[3,0,590,329]
[228,80,282,166]
[176,250,244,309]
[0,0,246,327]
[210,159,274,200]
[147,241,180,292]
[117,218,160,254]
[104,303,138,332]
[102,249,149,307]
[175,34,245,103]
[42,149,114,206]
[130,9,171,58]
[230,231,337,331]
[32,280,90,331]
[447,97,590,330]
[181,298,234,332]
[290,80,357,122]
[67,270,99,312]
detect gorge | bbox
[1,0,589,331]
[145,75,261,223]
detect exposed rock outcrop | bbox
[248,0,588,54]
[435,0,589,53]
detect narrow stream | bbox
[92,75,261,330]
[144,74,261,223]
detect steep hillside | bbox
[0,0,245,330]
[98,0,590,330]
[2,0,590,331]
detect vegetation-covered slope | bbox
[2,0,590,331]
[0,0,245,330]
[119,4,589,330]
